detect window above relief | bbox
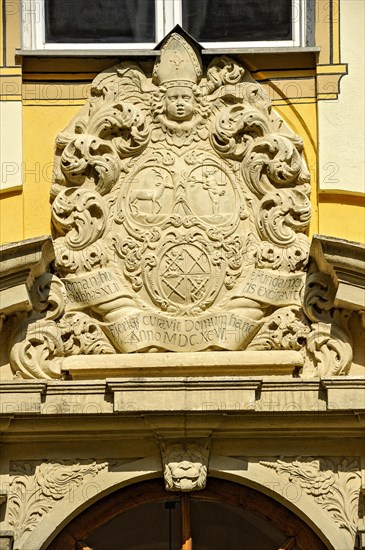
[21,0,309,51]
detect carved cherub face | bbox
[165,86,195,122]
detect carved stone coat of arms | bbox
[8,31,353,379]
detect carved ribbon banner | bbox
[62,269,125,307]
[240,269,305,307]
[105,311,260,353]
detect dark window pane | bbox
[45,0,155,43]
[87,501,182,549]
[182,0,292,42]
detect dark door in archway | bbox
[49,479,327,550]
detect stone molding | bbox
[310,235,365,313]
[0,236,54,319]
[1,377,364,417]
[61,349,303,378]
[301,236,364,377]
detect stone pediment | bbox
[1,30,361,380]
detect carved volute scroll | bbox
[6,29,354,378]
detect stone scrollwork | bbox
[302,264,353,376]
[247,306,311,352]
[8,459,108,545]
[51,188,107,250]
[9,273,114,380]
[260,457,362,544]
[10,320,64,380]
[160,440,210,492]
[30,272,66,320]
[6,28,354,376]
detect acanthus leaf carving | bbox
[10,319,64,380]
[243,134,310,198]
[260,456,362,542]
[205,55,246,94]
[302,264,353,376]
[52,187,107,251]
[8,459,108,544]
[247,306,310,352]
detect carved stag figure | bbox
[129,169,173,214]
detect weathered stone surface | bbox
[62,349,303,379]
[0,236,54,317]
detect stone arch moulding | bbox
[30,476,337,550]
[2,27,355,381]
[12,455,356,550]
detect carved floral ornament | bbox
[6,30,353,378]
[260,456,362,545]
[7,459,108,546]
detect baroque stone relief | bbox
[7,459,108,546]
[4,30,355,378]
[260,456,362,545]
[160,440,210,492]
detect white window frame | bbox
[21,0,306,51]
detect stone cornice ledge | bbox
[310,235,365,312]
[107,377,262,412]
[321,377,365,410]
[62,350,303,379]
[0,235,54,317]
[16,46,320,57]
[0,381,46,415]
[1,376,364,415]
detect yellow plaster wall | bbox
[318,195,365,243]
[0,105,80,244]
[22,105,81,239]
[274,102,319,237]
[0,191,24,243]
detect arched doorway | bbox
[48,479,326,549]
